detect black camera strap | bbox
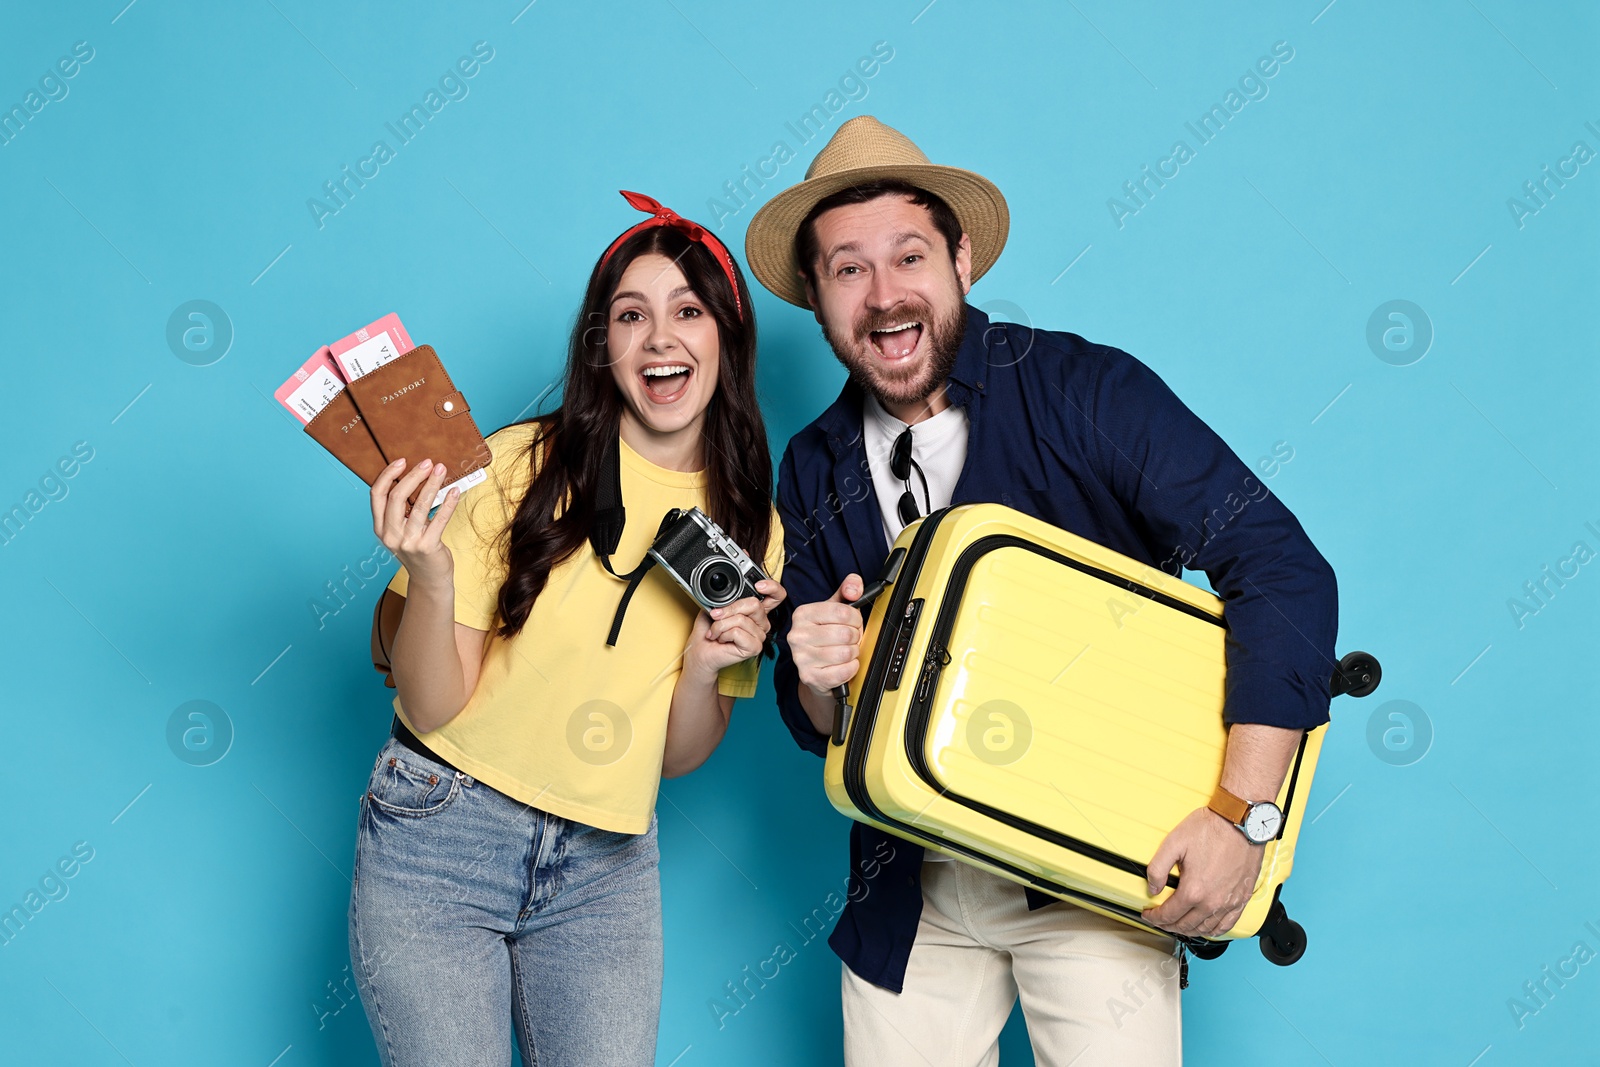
[589,432,777,661]
[590,432,657,647]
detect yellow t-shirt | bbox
[387,422,784,834]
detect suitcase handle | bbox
[830,689,852,746]
[830,548,908,746]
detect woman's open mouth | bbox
[640,362,692,404]
[868,321,923,364]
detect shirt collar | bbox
[816,303,992,455]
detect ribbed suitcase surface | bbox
[824,503,1324,952]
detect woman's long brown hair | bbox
[488,224,771,639]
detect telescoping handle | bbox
[830,547,908,747]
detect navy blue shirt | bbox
[772,304,1339,993]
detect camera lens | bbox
[695,559,742,607]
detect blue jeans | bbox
[348,735,663,1067]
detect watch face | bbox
[1242,802,1283,844]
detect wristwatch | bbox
[1208,784,1283,845]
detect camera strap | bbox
[590,432,658,647]
[589,432,777,660]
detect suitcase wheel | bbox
[1186,938,1228,960]
[1257,898,1307,966]
[1331,650,1382,699]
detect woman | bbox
[349,191,786,1067]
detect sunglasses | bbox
[891,427,931,527]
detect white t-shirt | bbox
[861,391,970,861]
[862,391,970,549]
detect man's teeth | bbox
[642,365,689,377]
[874,323,919,333]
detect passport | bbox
[343,344,491,511]
[287,315,491,512]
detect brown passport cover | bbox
[304,389,391,487]
[343,344,492,508]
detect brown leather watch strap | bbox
[1208,783,1251,826]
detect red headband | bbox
[598,190,744,321]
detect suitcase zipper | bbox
[913,643,951,705]
[842,506,956,813]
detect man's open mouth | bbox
[868,322,923,362]
[641,362,692,402]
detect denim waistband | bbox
[389,715,462,775]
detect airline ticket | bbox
[329,312,415,381]
[274,346,345,424]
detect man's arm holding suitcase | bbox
[1081,347,1339,938]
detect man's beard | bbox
[821,293,968,413]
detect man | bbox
[744,116,1338,1065]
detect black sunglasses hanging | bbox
[890,426,931,527]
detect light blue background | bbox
[1,1,1595,1064]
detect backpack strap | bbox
[590,431,627,570]
[590,432,658,646]
[370,585,405,688]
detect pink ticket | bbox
[275,345,346,424]
[329,313,415,381]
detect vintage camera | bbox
[647,507,768,611]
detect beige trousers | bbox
[842,859,1182,1066]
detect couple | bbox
[349,116,1339,1066]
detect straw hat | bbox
[743,116,1010,307]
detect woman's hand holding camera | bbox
[372,457,463,592]
[683,579,787,679]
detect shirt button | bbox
[975,381,985,389]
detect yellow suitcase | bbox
[823,503,1381,965]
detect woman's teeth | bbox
[642,364,690,398]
